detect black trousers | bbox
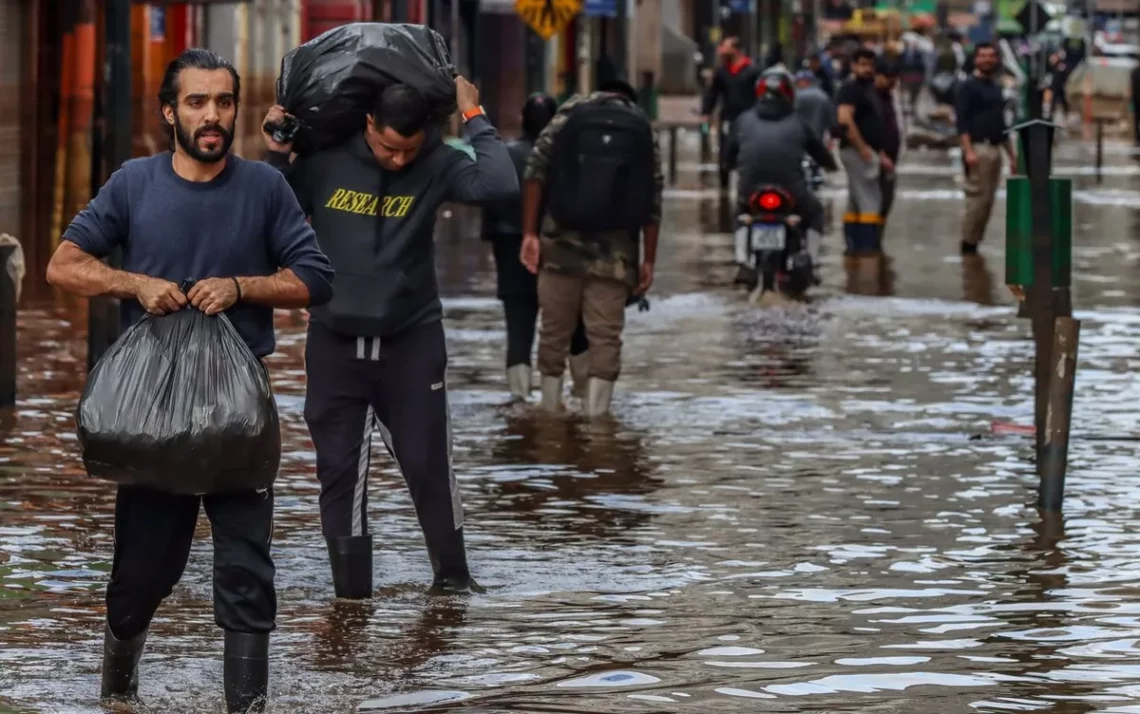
[303,320,463,555]
[105,485,276,640]
[491,234,588,368]
[881,171,898,223]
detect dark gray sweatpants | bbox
[303,320,464,552]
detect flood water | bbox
[5,135,1140,713]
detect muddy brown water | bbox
[4,137,1140,713]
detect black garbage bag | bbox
[268,22,457,155]
[76,301,281,496]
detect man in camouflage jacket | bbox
[519,81,664,416]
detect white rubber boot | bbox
[506,364,531,401]
[584,378,615,418]
[539,376,564,412]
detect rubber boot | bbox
[568,353,589,399]
[733,220,756,287]
[326,535,373,600]
[100,624,147,700]
[223,631,269,714]
[506,364,531,401]
[539,375,564,412]
[584,378,615,418]
[427,526,473,594]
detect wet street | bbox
[5,134,1140,713]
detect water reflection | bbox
[486,414,658,542]
[961,254,997,306]
[5,136,1140,712]
[844,253,896,297]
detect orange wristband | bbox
[461,106,485,123]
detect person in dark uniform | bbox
[700,37,762,189]
[481,94,588,400]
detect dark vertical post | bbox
[1040,316,1079,511]
[391,0,407,22]
[668,126,678,185]
[0,245,15,408]
[1021,119,1056,462]
[1095,119,1104,184]
[89,0,131,373]
[613,0,627,81]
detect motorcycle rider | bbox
[726,67,838,288]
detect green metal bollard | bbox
[1005,176,1072,298]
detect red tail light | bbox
[757,191,783,211]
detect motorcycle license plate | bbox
[750,223,786,251]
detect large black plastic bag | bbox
[76,306,281,496]
[272,22,457,155]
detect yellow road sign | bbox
[515,0,582,41]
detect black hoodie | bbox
[268,115,518,337]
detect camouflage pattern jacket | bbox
[523,92,664,287]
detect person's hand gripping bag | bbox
[76,297,281,496]
[268,22,458,154]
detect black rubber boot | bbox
[100,624,147,700]
[733,265,757,288]
[223,631,269,714]
[326,535,373,599]
[427,527,476,594]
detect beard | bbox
[173,111,235,163]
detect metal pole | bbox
[391,0,407,22]
[1040,316,1080,511]
[89,0,131,373]
[614,0,628,81]
[1023,120,1056,461]
[0,245,15,408]
[1095,119,1104,184]
[669,125,678,185]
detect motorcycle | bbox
[734,186,814,298]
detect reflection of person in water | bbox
[728,323,818,391]
[308,596,468,677]
[844,252,895,297]
[487,415,659,540]
[961,253,995,305]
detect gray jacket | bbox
[268,115,518,337]
[727,104,837,205]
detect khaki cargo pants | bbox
[962,142,1004,246]
[537,270,629,382]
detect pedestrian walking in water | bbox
[46,49,334,712]
[481,93,590,401]
[264,77,517,599]
[955,42,1016,255]
[521,79,663,417]
[836,48,891,255]
[875,59,902,226]
[701,37,762,190]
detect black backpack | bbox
[547,99,656,233]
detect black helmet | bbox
[755,67,796,108]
